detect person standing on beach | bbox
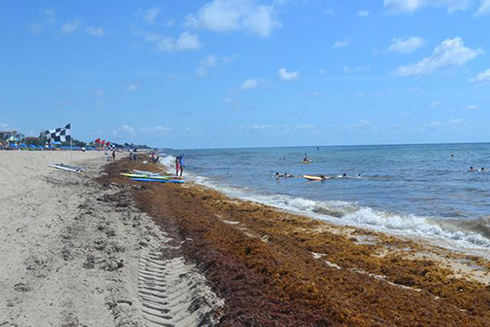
[175,156,180,176]
[179,154,184,176]
[112,151,116,162]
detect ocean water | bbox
[161,144,490,252]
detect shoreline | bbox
[104,155,490,325]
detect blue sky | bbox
[1,0,490,149]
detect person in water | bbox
[178,154,184,176]
[481,167,486,172]
[342,174,347,178]
[303,153,310,163]
[276,172,295,178]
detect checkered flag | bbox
[45,124,71,143]
[109,144,115,150]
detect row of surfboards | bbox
[122,170,184,184]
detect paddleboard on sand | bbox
[131,177,184,184]
[132,170,161,176]
[122,173,181,179]
[303,174,330,181]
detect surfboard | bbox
[49,164,84,173]
[132,170,161,176]
[122,173,181,179]
[131,178,184,184]
[303,174,329,181]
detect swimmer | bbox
[275,172,284,179]
[469,166,476,172]
[481,167,486,172]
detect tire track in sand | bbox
[138,227,223,327]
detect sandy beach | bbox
[0,151,221,327]
[2,151,490,326]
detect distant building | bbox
[0,130,24,141]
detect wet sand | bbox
[101,156,490,326]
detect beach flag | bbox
[45,124,71,143]
[94,138,101,144]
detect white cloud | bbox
[332,39,350,49]
[343,65,370,74]
[347,119,372,129]
[185,0,281,38]
[476,0,490,15]
[201,55,218,67]
[222,97,243,109]
[430,101,441,107]
[241,79,258,90]
[396,37,482,76]
[384,0,472,13]
[357,10,369,17]
[318,68,326,76]
[388,37,426,54]
[112,125,136,138]
[196,55,235,77]
[138,7,161,24]
[0,123,10,130]
[425,121,443,128]
[467,104,479,110]
[237,124,316,133]
[86,26,107,37]
[448,118,465,125]
[125,84,140,92]
[62,19,81,34]
[324,8,336,16]
[196,55,218,77]
[469,69,490,83]
[142,126,172,135]
[158,32,202,52]
[277,68,299,81]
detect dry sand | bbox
[0,151,221,327]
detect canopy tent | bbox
[7,136,21,142]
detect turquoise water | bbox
[163,143,490,250]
